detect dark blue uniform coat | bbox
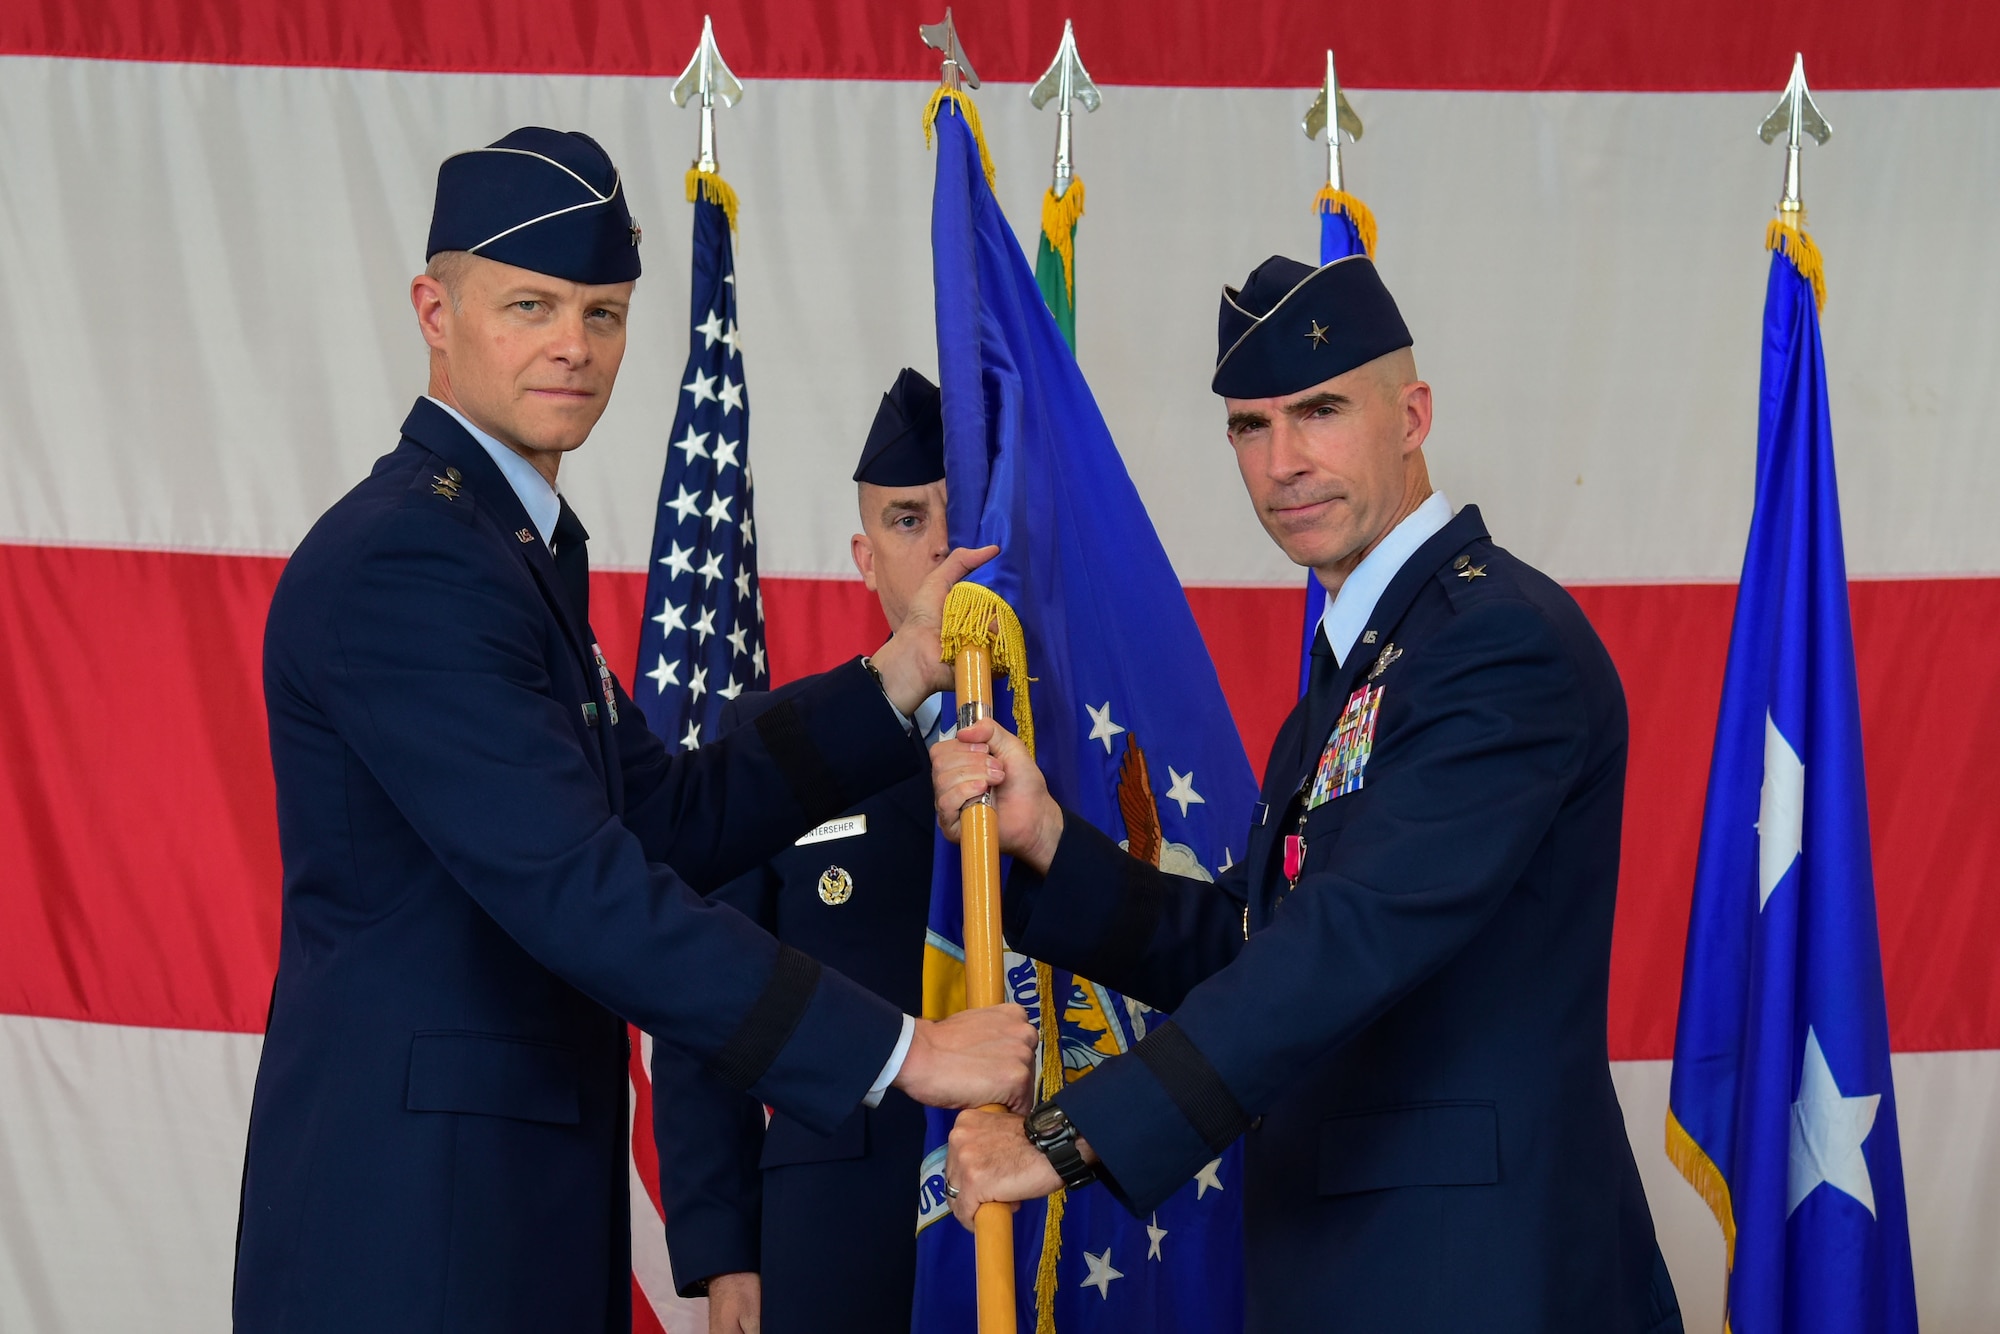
[236,400,921,1333]
[1010,507,1683,1334]
[651,690,934,1332]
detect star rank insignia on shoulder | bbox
[430,466,464,501]
[1452,554,1487,581]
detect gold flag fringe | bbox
[1040,178,1087,303]
[1766,215,1827,313]
[1665,1110,1738,1270]
[1313,186,1379,261]
[922,87,999,195]
[938,580,1059,1323]
[685,168,740,233]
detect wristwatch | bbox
[1024,1099,1099,1190]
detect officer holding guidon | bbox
[236,129,1034,1333]
[652,368,956,1334]
[934,255,1685,1332]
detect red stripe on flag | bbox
[629,1026,666,1221]
[1,0,1994,90]
[4,544,1996,1059]
[0,542,283,1033]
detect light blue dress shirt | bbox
[1316,490,1454,666]
[425,396,561,548]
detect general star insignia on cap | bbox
[427,126,642,285]
[1305,320,1330,347]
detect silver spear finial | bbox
[670,15,743,175]
[1302,49,1364,194]
[1029,20,1101,200]
[1758,53,1831,220]
[920,9,980,93]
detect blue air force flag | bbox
[634,179,766,750]
[1666,226,1918,1333]
[1295,188,1374,696]
[911,98,1249,1334]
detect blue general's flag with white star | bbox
[1666,224,1917,1333]
[911,97,1249,1334]
[634,180,766,752]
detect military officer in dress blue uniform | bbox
[934,255,1685,1333]
[653,368,952,1334]
[234,129,1036,1334]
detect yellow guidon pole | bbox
[954,638,1016,1334]
[939,580,1036,1334]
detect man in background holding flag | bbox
[934,235,1682,1328]
[652,369,958,1334]
[1665,62,1919,1331]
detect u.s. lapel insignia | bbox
[1368,643,1402,681]
[818,866,854,906]
[516,528,536,544]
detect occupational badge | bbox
[818,866,854,906]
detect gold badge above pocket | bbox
[818,866,854,906]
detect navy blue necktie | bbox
[551,497,591,630]
[1301,627,1343,765]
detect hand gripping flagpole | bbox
[671,15,744,228]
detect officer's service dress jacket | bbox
[1008,505,1683,1334]
[236,399,923,1333]
[651,688,935,1333]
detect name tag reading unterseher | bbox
[795,814,867,847]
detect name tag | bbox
[795,814,867,846]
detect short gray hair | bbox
[425,250,477,311]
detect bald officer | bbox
[934,256,1684,1333]
[235,129,1035,1334]
[654,368,953,1334]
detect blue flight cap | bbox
[852,368,945,487]
[426,127,642,284]
[1212,254,1412,398]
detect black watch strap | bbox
[1025,1100,1099,1190]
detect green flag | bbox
[1034,179,1083,349]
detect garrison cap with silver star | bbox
[1212,254,1411,399]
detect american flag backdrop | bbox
[3,4,2000,1331]
[634,180,767,753]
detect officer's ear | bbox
[852,531,879,591]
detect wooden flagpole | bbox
[953,640,1018,1334]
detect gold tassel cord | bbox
[1034,957,1065,1334]
[922,87,1000,196]
[1313,186,1379,261]
[685,168,740,233]
[1040,178,1087,303]
[938,582,1034,756]
[1766,214,1827,313]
